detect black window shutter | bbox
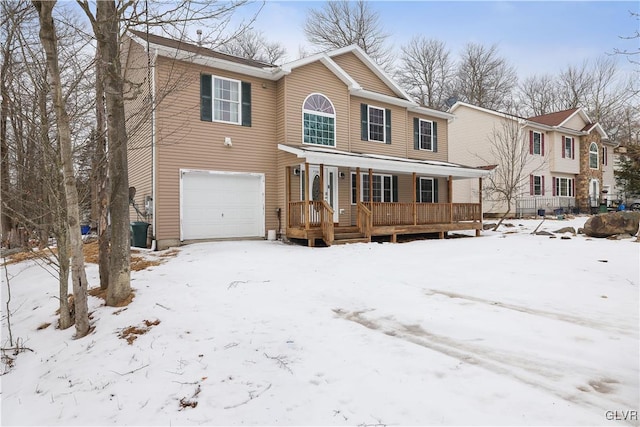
[415,177,420,202]
[241,81,251,127]
[413,118,420,150]
[360,104,368,140]
[433,179,439,203]
[385,109,391,144]
[432,121,438,152]
[392,176,398,202]
[200,74,212,121]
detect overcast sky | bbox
[240,1,639,78]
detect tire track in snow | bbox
[333,308,635,424]
[425,289,635,337]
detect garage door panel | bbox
[181,171,264,240]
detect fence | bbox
[515,197,576,218]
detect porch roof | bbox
[278,144,492,179]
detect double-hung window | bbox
[530,175,544,196]
[419,120,433,150]
[531,131,543,155]
[351,173,397,203]
[417,177,437,203]
[200,74,251,126]
[553,177,574,197]
[303,94,335,147]
[360,103,391,143]
[563,136,574,159]
[368,106,385,142]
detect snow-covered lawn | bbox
[1,217,638,426]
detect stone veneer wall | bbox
[575,132,603,212]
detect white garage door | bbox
[181,170,265,240]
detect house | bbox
[122,31,490,249]
[448,102,617,217]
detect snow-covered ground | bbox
[1,216,639,426]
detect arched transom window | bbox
[589,142,599,169]
[303,93,335,147]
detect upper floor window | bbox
[589,142,598,169]
[562,136,574,159]
[303,94,335,147]
[200,74,251,126]
[530,131,544,155]
[360,103,391,144]
[413,119,438,152]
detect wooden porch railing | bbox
[290,201,480,230]
[367,202,481,226]
[357,202,372,240]
[319,201,334,245]
[288,200,334,244]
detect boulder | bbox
[553,227,576,235]
[583,211,640,238]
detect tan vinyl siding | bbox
[124,38,153,223]
[153,57,278,241]
[407,113,449,162]
[550,131,580,174]
[331,52,397,98]
[564,114,586,131]
[350,97,407,157]
[276,79,286,144]
[281,61,350,150]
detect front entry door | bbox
[307,165,339,223]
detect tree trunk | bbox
[96,0,131,305]
[93,43,110,290]
[33,0,90,338]
[57,226,73,329]
[0,32,13,245]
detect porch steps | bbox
[332,227,369,245]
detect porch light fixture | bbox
[339,172,346,179]
[293,168,301,176]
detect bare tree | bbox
[32,0,90,337]
[454,42,518,111]
[396,36,454,110]
[556,61,593,109]
[613,10,639,65]
[518,74,557,116]
[482,117,544,230]
[303,0,393,68]
[218,28,286,64]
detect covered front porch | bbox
[279,145,491,246]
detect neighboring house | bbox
[122,31,490,249]
[448,102,617,217]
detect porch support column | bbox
[412,172,417,226]
[356,167,361,228]
[448,175,453,224]
[286,166,291,229]
[368,168,373,209]
[304,162,310,231]
[477,177,483,237]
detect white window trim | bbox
[367,105,386,143]
[212,76,242,125]
[589,142,599,169]
[564,136,573,158]
[351,172,393,203]
[555,177,574,197]
[302,93,337,147]
[418,119,434,151]
[533,175,543,196]
[532,131,542,155]
[418,177,435,202]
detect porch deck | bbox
[287,201,482,246]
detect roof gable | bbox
[527,108,588,127]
